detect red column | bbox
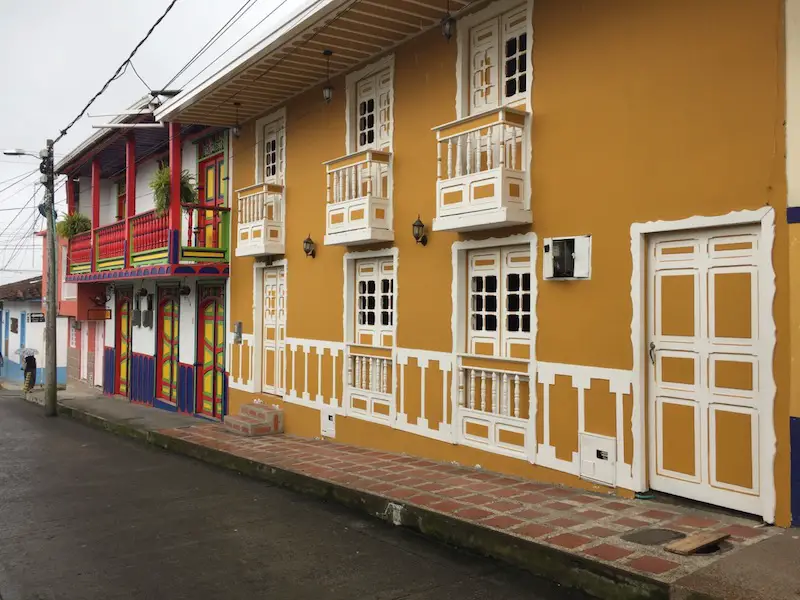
[91,159,101,271]
[66,177,76,215]
[125,135,136,267]
[168,122,182,264]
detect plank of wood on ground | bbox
[665,531,730,556]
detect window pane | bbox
[368,297,375,309]
[472,314,483,331]
[382,279,390,293]
[522,293,530,312]
[368,131,375,143]
[367,281,376,293]
[381,312,390,325]
[519,74,527,93]
[472,277,483,293]
[522,273,531,290]
[358,312,365,325]
[359,117,366,131]
[507,273,520,291]
[486,276,497,293]
[522,314,530,332]
[519,33,527,52]
[486,295,497,312]
[507,294,520,311]
[381,296,389,309]
[506,37,517,57]
[472,295,483,312]
[368,99,375,112]
[486,314,497,331]
[367,114,375,128]
[360,133,366,146]
[359,102,366,116]
[359,281,366,293]
[368,313,375,325]
[359,297,366,309]
[507,314,520,332]
[505,79,516,98]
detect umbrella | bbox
[14,348,38,358]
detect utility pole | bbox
[41,140,57,417]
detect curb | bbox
[57,401,673,600]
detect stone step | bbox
[223,412,283,437]
[241,402,283,423]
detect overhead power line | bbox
[54,0,181,144]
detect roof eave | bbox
[154,0,347,123]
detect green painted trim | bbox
[69,262,91,274]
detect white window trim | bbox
[253,106,287,184]
[343,247,398,347]
[345,54,395,155]
[455,0,533,121]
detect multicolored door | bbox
[157,291,179,403]
[262,266,286,395]
[647,225,767,516]
[197,285,225,418]
[197,154,226,249]
[116,291,132,396]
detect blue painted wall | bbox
[19,312,25,348]
[792,417,800,526]
[177,363,195,414]
[129,353,155,406]
[3,358,67,385]
[103,347,115,396]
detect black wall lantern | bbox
[412,216,428,246]
[303,234,316,258]
[441,0,455,41]
[179,285,191,296]
[322,50,334,104]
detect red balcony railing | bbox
[183,203,230,251]
[95,221,126,261]
[68,231,92,273]
[130,209,169,254]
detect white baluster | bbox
[466,133,472,175]
[362,356,367,391]
[514,375,521,418]
[354,356,360,389]
[371,357,376,392]
[474,131,481,173]
[447,140,453,179]
[503,373,510,416]
[326,173,332,204]
[492,371,498,414]
[291,347,296,394]
[437,140,442,180]
[487,128,494,171]
[499,124,506,168]
[333,351,339,406]
[456,137,463,177]
[469,369,476,410]
[458,368,465,407]
[480,370,486,412]
[367,163,373,197]
[339,169,345,203]
[382,359,387,394]
[351,165,357,200]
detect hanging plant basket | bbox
[150,166,198,215]
[55,212,91,239]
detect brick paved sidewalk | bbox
[160,423,775,585]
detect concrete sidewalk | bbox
[25,384,800,600]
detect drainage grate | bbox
[621,528,686,546]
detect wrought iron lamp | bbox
[412,216,428,246]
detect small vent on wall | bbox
[579,433,616,486]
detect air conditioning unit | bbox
[543,235,591,280]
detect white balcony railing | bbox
[346,351,394,423]
[433,107,531,232]
[235,182,285,257]
[324,149,393,246]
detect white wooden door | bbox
[94,322,104,387]
[262,266,286,396]
[80,324,88,381]
[647,225,767,516]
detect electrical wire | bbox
[54,0,181,143]
[0,169,37,196]
[129,61,152,92]
[160,0,261,90]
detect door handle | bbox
[649,342,656,366]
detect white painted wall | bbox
[135,159,160,215]
[98,180,116,227]
[178,280,198,365]
[104,289,115,350]
[2,299,67,371]
[788,0,800,207]
[183,139,198,181]
[131,280,156,356]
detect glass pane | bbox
[518,55,526,71]
[472,277,483,292]
[506,59,516,78]
[505,79,516,98]
[359,102,366,115]
[486,295,497,312]
[367,99,375,112]
[368,131,375,143]
[381,312,390,325]
[367,114,375,128]
[522,293,530,312]
[359,297,366,309]
[367,281,376,293]
[507,314,520,332]
[473,314,483,331]
[506,37,517,56]
[486,276,497,293]
[368,297,375,309]
[519,33,527,52]
[519,74,527,93]
[382,279,390,293]
[359,117,366,131]
[508,273,520,291]
[522,314,530,332]
[358,312,365,325]
[368,313,375,325]
[486,315,497,331]
[359,281,366,293]
[472,295,483,311]
[381,296,389,309]
[522,273,531,290]
[360,133,366,146]
[507,294,520,311]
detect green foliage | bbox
[150,166,198,215]
[55,212,91,239]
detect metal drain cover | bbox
[621,528,686,546]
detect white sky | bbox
[0,0,306,284]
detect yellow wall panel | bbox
[549,375,579,461]
[584,379,616,438]
[661,355,695,385]
[660,275,695,337]
[715,359,754,391]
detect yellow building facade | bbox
[157,0,792,526]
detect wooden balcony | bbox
[235,183,285,257]
[432,107,531,232]
[324,149,393,246]
[65,206,229,283]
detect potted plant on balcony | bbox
[55,212,91,239]
[150,166,198,215]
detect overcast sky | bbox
[0,0,305,284]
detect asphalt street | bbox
[0,392,589,600]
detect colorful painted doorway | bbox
[197,152,225,249]
[197,284,225,419]
[115,290,133,396]
[157,290,180,404]
[646,224,768,517]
